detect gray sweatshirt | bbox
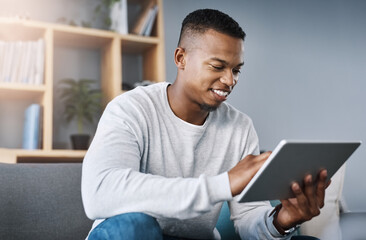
[82,82,290,239]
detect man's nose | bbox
[220,70,236,87]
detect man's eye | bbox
[212,65,224,70]
[233,69,241,74]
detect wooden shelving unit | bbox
[0,83,46,101]
[0,0,165,163]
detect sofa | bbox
[0,162,356,240]
[0,163,93,240]
[0,163,244,240]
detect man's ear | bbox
[174,47,186,69]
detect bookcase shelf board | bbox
[0,84,45,101]
[54,28,115,49]
[0,20,46,42]
[121,37,158,54]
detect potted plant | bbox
[93,0,127,32]
[56,0,123,30]
[59,78,102,150]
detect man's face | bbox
[180,29,244,111]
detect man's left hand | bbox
[275,169,331,230]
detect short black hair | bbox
[178,9,245,46]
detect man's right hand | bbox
[228,151,272,196]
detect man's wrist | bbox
[269,204,300,236]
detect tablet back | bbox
[237,140,361,203]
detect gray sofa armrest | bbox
[0,163,93,240]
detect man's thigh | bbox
[88,212,163,240]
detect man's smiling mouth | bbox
[212,89,229,97]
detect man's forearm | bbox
[82,164,232,220]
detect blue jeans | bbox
[88,212,318,240]
[89,212,187,240]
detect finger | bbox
[303,175,318,207]
[315,170,328,207]
[319,169,328,182]
[288,198,298,206]
[291,182,312,220]
[244,151,271,166]
[240,153,266,162]
[229,153,271,196]
[256,151,272,161]
[281,199,294,210]
[303,174,321,217]
[280,198,297,210]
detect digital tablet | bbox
[237,140,361,203]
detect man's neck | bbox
[167,83,209,126]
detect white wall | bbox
[163,0,366,212]
[0,0,102,27]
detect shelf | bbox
[0,148,86,164]
[121,36,159,54]
[121,34,159,43]
[0,83,46,101]
[0,18,160,51]
[54,27,115,49]
[0,18,46,41]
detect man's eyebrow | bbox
[237,62,245,67]
[209,57,244,67]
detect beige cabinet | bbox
[0,0,165,163]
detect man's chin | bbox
[199,103,219,112]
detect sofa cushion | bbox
[216,201,241,239]
[0,163,92,240]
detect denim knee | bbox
[89,212,163,240]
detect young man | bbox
[82,9,328,240]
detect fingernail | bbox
[307,175,312,183]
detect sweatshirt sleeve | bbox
[81,97,233,220]
[229,122,295,239]
[229,200,297,239]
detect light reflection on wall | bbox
[0,0,105,29]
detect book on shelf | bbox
[132,1,158,36]
[22,104,42,150]
[11,41,23,84]
[27,41,37,85]
[9,41,23,84]
[143,5,158,36]
[35,39,45,85]
[1,41,15,83]
[19,41,32,84]
[0,39,45,85]
[37,104,44,149]
[110,0,128,35]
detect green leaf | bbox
[58,78,102,132]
